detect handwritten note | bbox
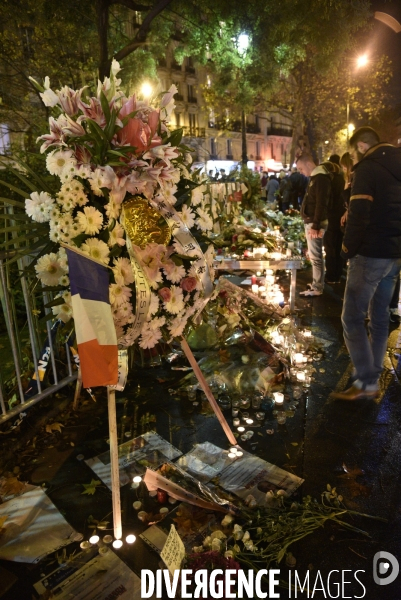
[160,525,186,576]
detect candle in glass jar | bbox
[273,392,284,405]
[251,284,259,294]
[233,418,240,426]
[294,353,304,364]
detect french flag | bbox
[66,248,118,388]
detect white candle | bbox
[294,353,304,364]
[258,285,266,295]
[303,330,312,337]
[265,275,275,286]
[233,418,240,426]
[228,452,237,459]
[266,269,274,275]
[271,252,281,260]
[251,284,259,294]
[112,539,123,549]
[273,392,284,405]
[229,447,238,454]
[89,534,100,544]
[245,418,254,425]
[297,371,306,382]
[237,426,245,433]
[286,249,292,257]
[126,534,136,544]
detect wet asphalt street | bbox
[0,267,400,599]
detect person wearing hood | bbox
[330,126,401,401]
[296,153,332,296]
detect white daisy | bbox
[179,204,195,229]
[46,150,76,177]
[168,316,187,338]
[76,206,103,235]
[35,253,66,286]
[139,324,163,349]
[164,263,186,284]
[81,238,110,264]
[195,207,213,232]
[113,257,134,285]
[163,285,185,315]
[25,191,55,223]
[52,292,73,323]
[58,274,70,286]
[109,283,132,307]
[191,186,205,206]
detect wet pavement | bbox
[0,267,401,599]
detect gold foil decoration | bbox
[123,196,171,248]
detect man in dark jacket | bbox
[297,153,332,296]
[331,126,401,401]
[323,160,345,283]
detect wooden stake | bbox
[107,386,122,540]
[180,338,237,445]
[72,368,82,411]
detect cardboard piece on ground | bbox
[85,431,182,489]
[177,442,304,505]
[34,548,155,599]
[0,485,78,563]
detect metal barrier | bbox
[0,255,77,425]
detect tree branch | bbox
[110,0,150,10]
[113,0,174,62]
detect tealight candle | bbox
[132,475,142,489]
[133,501,142,510]
[273,392,284,405]
[251,284,259,294]
[294,353,304,364]
[112,539,123,549]
[103,535,113,544]
[228,452,237,459]
[236,451,243,457]
[80,541,91,550]
[126,534,136,544]
[245,418,254,425]
[229,447,238,454]
[89,534,100,544]
[237,426,245,433]
[233,418,240,426]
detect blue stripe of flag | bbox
[66,249,110,304]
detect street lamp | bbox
[140,82,152,99]
[346,55,369,143]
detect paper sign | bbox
[160,525,186,576]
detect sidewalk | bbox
[0,268,400,599]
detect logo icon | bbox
[373,551,399,586]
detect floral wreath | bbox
[26,61,215,350]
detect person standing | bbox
[331,126,401,401]
[289,166,307,209]
[297,153,332,296]
[266,174,279,205]
[260,171,268,200]
[323,159,345,284]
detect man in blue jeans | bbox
[331,126,401,401]
[297,154,332,296]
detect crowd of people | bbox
[289,127,401,402]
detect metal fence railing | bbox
[0,254,77,425]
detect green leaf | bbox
[44,297,65,309]
[1,231,46,248]
[120,110,139,127]
[0,212,31,220]
[0,179,31,198]
[71,232,90,247]
[0,196,26,209]
[99,90,111,122]
[81,479,102,496]
[166,128,183,147]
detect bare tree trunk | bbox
[97,0,110,79]
[241,110,248,165]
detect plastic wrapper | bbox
[144,462,241,515]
